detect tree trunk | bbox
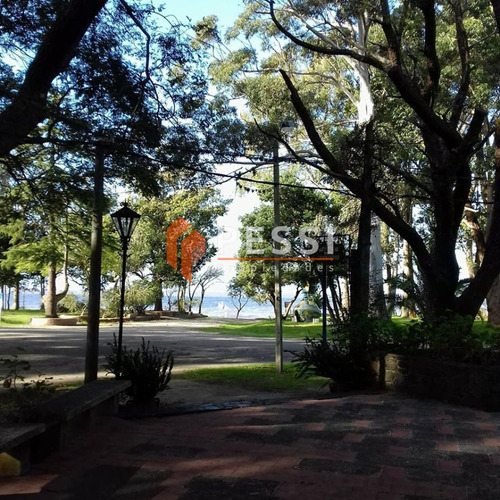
[13,278,20,311]
[341,277,350,311]
[283,287,300,319]
[400,237,415,318]
[487,276,500,324]
[198,288,205,315]
[381,223,396,317]
[43,263,58,318]
[279,70,493,323]
[153,280,163,311]
[350,122,374,319]
[369,216,388,318]
[177,284,186,313]
[154,296,163,311]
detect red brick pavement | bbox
[1,393,499,499]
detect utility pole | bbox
[273,139,283,373]
[84,137,112,383]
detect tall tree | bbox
[219,0,500,323]
[127,189,228,309]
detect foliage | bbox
[0,1,242,316]
[234,166,340,310]
[292,310,500,389]
[291,314,400,389]
[127,191,228,306]
[125,279,157,315]
[58,293,86,314]
[101,288,121,318]
[291,338,375,390]
[0,349,55,414]
[105,335,174,403]
[101,280,157,318]
[0,351,31,390]
[0,0,244,192]
[404,313,500,364]
[329,313,402,352]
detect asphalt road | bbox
[0,318,306,384]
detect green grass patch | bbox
[174,363,330,393]
[0,309,44,327]
[203,319,323,339]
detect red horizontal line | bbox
[218,257,334,261]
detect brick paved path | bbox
[2,392,500,499]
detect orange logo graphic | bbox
[166,217,206,282]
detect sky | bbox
[160,0,246,31]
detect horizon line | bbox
[217,257,335,261]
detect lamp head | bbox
[110,202,141,242]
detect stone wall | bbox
[372,353,500,411]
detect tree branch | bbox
[450,1,471,127]
[279,68,433,274]
[269,0,387,70]
[416,0,441,105]
[271,0,462,147]
[0,0,108,156]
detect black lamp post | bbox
[317,234,331,342]
[110,202,141,370]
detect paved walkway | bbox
[2,391,500,499]
[0,319,305,384]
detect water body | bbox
[13,293,286,319]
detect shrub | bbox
[330,312,401,352]
[101,280,158,317]
[291,314,389,390]
[105,335,174,404]
[0,349,55,421]
[125,279,157,315]
[291,338,375,389]
[58,293,86,314]
[102,288,121,318]
[405,313,500,364]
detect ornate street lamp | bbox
[110,202,141,369]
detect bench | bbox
[34,379,131,422]
[0,424,46,476]
[0,379,131,476]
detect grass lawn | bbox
[203,318,323,339]
[0,309,44,327]
[174,363,330,393]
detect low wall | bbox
[374,353,500,411]
[30,317,78,326]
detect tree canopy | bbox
[210,0,500,322]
